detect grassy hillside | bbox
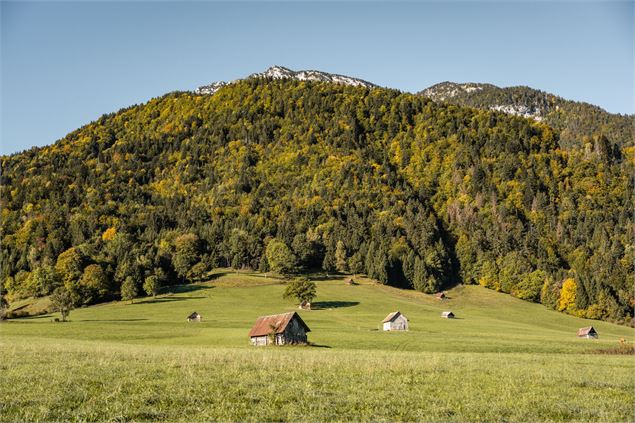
[4,270,633,352]
[2,271,633,421]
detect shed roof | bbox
[578,326,597,336]
[382,311,406,323]
[187,312,200,319]
[248,312,310,337]
[441,311,454,317]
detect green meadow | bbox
[2,271,634,422]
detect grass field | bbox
[1,270,634,422]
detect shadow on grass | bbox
[78,318,149,322]
[203,271,231,282]
[309,343,332,348]
[309,273,347,281]
[10,313,53,321]
[311,301,360,310]
[162,284,215,295]
[139,296,207,304]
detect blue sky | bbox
[1,1,633,155]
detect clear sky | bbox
[1,1,633,155]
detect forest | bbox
[1,78,633,323]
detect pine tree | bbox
[335,240,348,273]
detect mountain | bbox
[420,82,634,150]
[1,69,632,325]
[195,65,377,95]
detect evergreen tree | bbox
[335,240,348,273]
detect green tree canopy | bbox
[265,239,297,276]
[283,277,317,304]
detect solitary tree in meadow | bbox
[50,287,74,322]
[283,277,317,305]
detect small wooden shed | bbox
[441,311,455,319]
[248,312,311,346]
[299,300,311,310]
[382,311,408,331]
[436,292,446,300]
[187,312,202,322]
[578,326,598,339]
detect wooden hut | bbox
[187,312,202,322]
[577,326,598,339]
[299,300,311,310]
[441,311,455,318]
[248,312,311,346]
[436,292,446,300]
[382,311,408,331]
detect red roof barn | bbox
[248,312,311,346]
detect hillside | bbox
[420,82,635,150]
[1,73,633,324]
[1,272,634,421]
[5,271,633,351]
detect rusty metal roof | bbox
[382,311,405,323]
[578,326,596,336]
[248,312,310,337]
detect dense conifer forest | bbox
[1,78,633,323]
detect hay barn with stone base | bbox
[248,312,310,346]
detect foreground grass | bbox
[1,338,633,422]
[2,270,634,421]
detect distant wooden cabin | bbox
[299,300,311,310]
[248,312,311,346]
[382,311,408,331]
[441,311,455,319]
[578,326,598,339]
[436,292,446,300]
[187,312,201,322]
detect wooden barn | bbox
[382,311,408,331]
[441,311,455,318]
[187,312,201,322]
[578,326,598,339]
[248,312,310,346]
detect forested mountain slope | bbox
[1,77,633,323]
[420,82,634,151]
